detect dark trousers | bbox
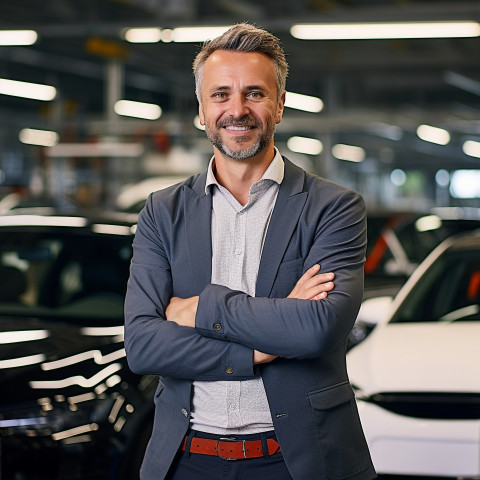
[165,430,294,480]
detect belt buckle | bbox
[216,437,246,461]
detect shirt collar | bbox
[205,147,284,195]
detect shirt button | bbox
[213,323,222,331]
[225,366,234,375]
[235,249,242,256]
[181,408,189,417]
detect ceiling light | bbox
[0,30,38,46]
[332,144,365,162]
[47,143,144,158]
[415,215,442,232]
[171,26,231,42]
[123,27,162,43]
[416,124,450,145]
[287,136,323,155]
[390,168,406,186]
[285,92,323,113]
[435,169,450,187]
[114,99,162,120]
[0,78,56,101]
[462,140,480,159]
[19,128,59,147]
[450,170,480,198]
[290,21,480,40]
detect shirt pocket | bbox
[308,382,370,479]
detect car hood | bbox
[0,315,126,405]
[347,322,480,395]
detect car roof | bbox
[446,228,480,251]
[0,208,138,230]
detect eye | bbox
[213,92,228,99]
[247,91,263,99]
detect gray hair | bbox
[193,23,289,101]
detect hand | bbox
[165,296,199,328]
[287,264,334,300]
[253,349,277,365]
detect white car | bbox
[348,230,480,478]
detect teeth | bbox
[226,126,251,131]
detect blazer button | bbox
[181,408,189,417]
[225,366,234,375]
[213,323,222,331]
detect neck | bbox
[213,144,275,206]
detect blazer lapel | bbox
[256,159,308,298]
[184,172,213,291]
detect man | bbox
[125,23,376,480]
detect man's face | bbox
[198,50,285,161]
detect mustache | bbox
[217,116,258,128]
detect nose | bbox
[228,93,250,119]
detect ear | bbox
[198,103,205,126]
[275,91,286,124]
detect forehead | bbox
[201,50,276,88]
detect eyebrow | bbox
[208,84,266,93]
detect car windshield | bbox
[0,228,132,322]
[392,248,480,323]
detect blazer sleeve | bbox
[195,188,367,359]
[124,194,255,380]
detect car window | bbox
[392,249,480,323]
[0,229,133,321]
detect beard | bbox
[204,115,275,160]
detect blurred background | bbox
[1,0,479,214]
[1,3,480,479]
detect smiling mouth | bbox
[224,125,254,131]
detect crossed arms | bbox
[165,264,335,365]
[124,186,366,380]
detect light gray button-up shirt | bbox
[190,149,284,435]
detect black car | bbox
[0,212,155,480]
[364,209,480,298]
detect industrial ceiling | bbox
[1,0,479,176]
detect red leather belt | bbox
[181,436,281,460]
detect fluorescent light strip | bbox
[0,30,37,46]
[0,78,56,101]
[291,21,480,40]
[171,26,231,42]
[332,144,365,162]
[47,142,144,157]
[285,92,323,113]
[416,124,450,145]
[123,25,231,43]
[287,136,323,155]
[124,27,162,43]
[114,99,162,120]
[19,128,59,147]
[463,140,480,158]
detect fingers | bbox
[253,350,277,365]
[287,264,335,300]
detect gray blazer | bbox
[124,158,376,480]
